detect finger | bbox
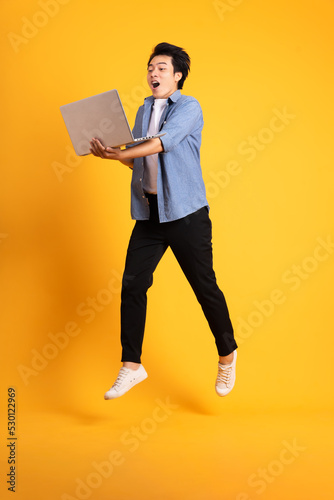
[94,138,106,153]
[90,139,104,157]
[95,139,107,158]
[89,141,99,157]
[89,141,98,155]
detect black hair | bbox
[147,42,191,90]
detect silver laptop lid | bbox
[60,89,134,155]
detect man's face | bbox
[147,55,182,99]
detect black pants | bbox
[121,194,238,363]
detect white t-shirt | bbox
[142,98,168,194]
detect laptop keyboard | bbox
[134,135,156,142]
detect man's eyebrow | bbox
[148,61,168,67]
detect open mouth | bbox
[152,82,160,88]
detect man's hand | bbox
[89,138,122,160]
[89,136,163,169]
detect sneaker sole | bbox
[104,371,148,400]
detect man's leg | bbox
[166,207,238,396]
[167,207,238,357]
[104,219,167,400]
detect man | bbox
[90,42,238,400]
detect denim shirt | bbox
[130,90,209,223]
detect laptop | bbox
[60,89,165,156]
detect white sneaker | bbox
[104,365,148,400]
[215,350,237,397]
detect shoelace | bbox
[112,368,129,389]
[217,364,232,386]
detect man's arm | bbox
[89,137,163,168]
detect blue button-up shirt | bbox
[130,90,209,223]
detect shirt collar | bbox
[167,89,181,103]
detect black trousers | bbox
[121,194,238,363]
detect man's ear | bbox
[175,72,182,82]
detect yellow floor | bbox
[1,394,332,500]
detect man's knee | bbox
[122,273,153,295]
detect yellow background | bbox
[1,0,333,499]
